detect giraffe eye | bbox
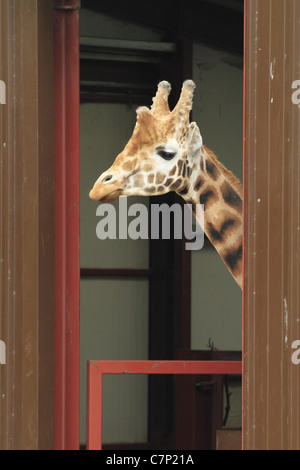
[157,149,176,160]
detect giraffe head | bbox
[89,80,203,203]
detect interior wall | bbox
[80,8,162,41]
[80,103,150,270]
[80,102,150,445]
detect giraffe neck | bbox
[183,146,243,289]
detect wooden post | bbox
[244,0,300,450]
[0,0,54,449]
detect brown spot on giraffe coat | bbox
[206,160,220,181]
[220,181,243,213]
[222,243,243,274]
[165,178,173,187]
[155,172,165,185]
[194,176,205,192]
[177,160,183,174]
[145,186,157,193]
[169,179,183,191]
[207,214,242,245]
[122,160,135,171]
[170,165,177,176]
[199,186,219,209]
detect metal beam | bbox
[81,0,243,54]
[80,36,176,53]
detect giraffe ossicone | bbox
[89,80,243,289]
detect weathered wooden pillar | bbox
[0,0,54,449]
[244,0,300,450]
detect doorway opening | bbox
[79,0,244,450]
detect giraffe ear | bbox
[187,122,203,156]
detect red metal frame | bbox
[86,360,242,450]
[54,0,81,450]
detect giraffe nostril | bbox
[102,174,113,183]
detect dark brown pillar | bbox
[244,0,300,450]
[0,0,54,449]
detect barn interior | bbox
[79,0,244,450]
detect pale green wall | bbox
[80,102,151,445]
[80,103,150,270]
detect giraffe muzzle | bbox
[89,174,123,202]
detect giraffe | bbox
[89,80,243,289]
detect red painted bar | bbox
[92,360,242,375]
[54,0,80,450]
[86,360,242,450]
[87,362,103,451]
